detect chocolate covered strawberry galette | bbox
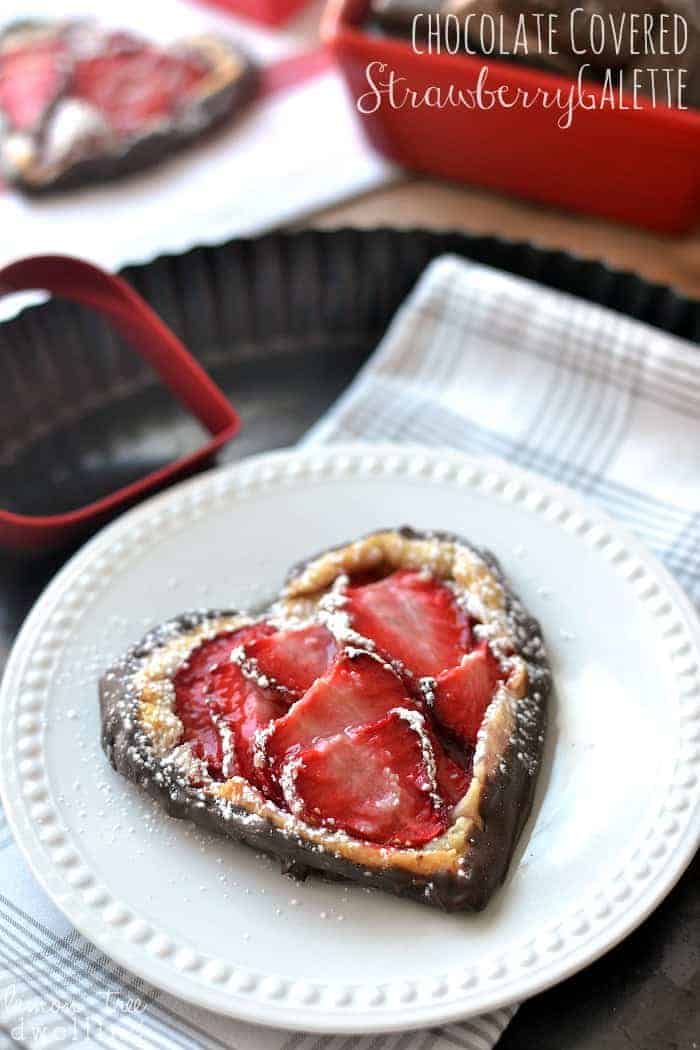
[101,528,550,911]
[0,19,257,192]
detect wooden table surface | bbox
[310,176,700,301]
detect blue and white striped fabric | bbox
[1,255,698,1049]
[307,256,700,611]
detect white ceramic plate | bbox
[1,444,699,1033]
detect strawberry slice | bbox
[433,642,502,745]
[245,623,338,699]
[264,651,410,776]
[434,748,471,807]
[0,35,68,131]
[172,623,273,708]
[284,711,447,847]
[344,569,471,678]
[71,34,210,134]
[170,592,481,827]
[173,623,287,785]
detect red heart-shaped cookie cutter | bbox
[0,255,240,553]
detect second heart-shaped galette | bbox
[101,527,550,911]
[0,19,256,192]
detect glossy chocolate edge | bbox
[99,528,550,912]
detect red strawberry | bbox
[171,585,483,826]
[71,35,209,134]
[433,642,502,745]
[173,623,286,785]
[245,623,337,698]
[434,748,471,807]
[264,651,411,776]
[0,36,68,131]
[284,711,447,847]
[344,569,471,678]
[173,623,274,707]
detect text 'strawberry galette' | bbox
[101,528,550,911]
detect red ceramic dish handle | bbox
[0,255,241,553]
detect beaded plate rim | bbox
[0,442,698,1033]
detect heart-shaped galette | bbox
[101,528,550,911]
[0,19,256,192]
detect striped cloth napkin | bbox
[1,255,698,1050]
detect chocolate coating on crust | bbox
[100,529,550,912]
[27,66,257,194]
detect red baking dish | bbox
[322,0,700,233]
[0,256,240,554]
[197,0,310,26]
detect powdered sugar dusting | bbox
[419,676,437,707]
[344,645,401,679]
[316,576,414,681]
[230,644,292,696]
[165,742,211,783]
[210,710,236,779]
[279,756,304,817]
[253,720,276,771]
